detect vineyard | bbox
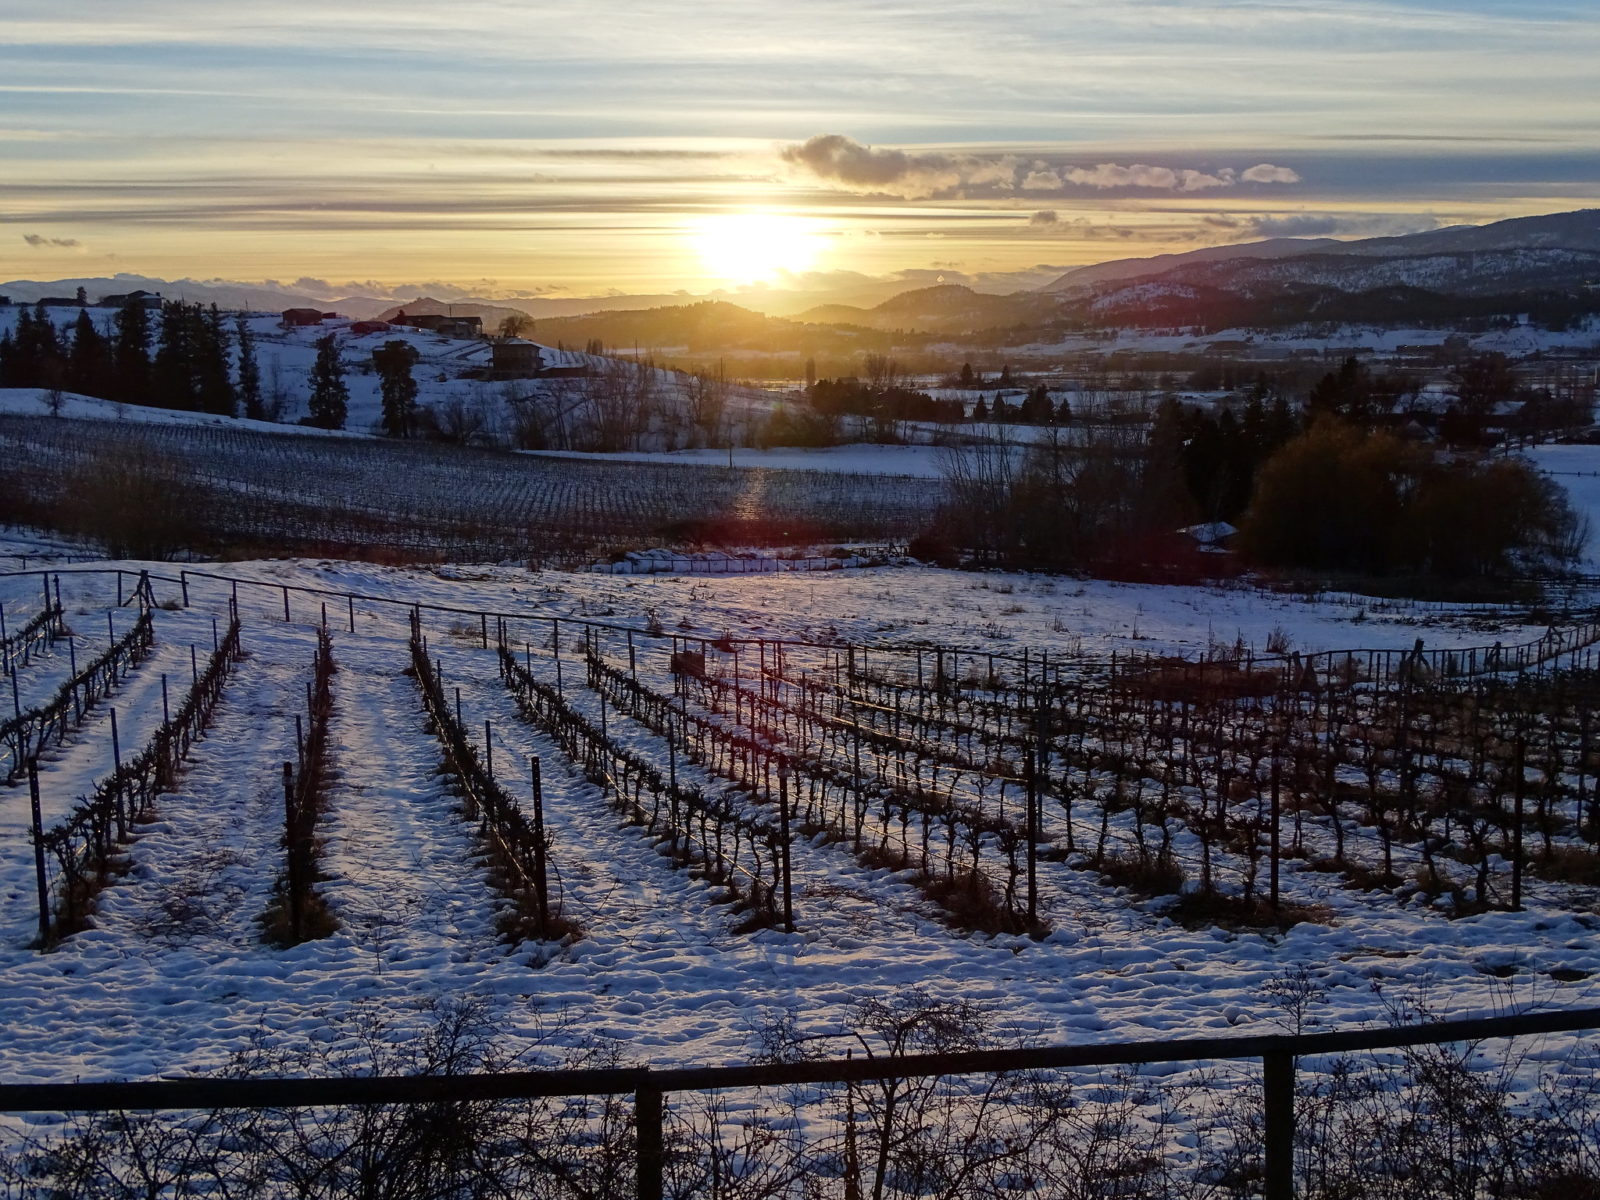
[2,559,1599,1195]
[0,414,937,561]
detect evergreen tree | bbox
[194,304,236,416]
[236,315,263,420]
[1054,394,1072,425]
[68,309,113,400]
[998,364,1013,387]
[112,298,153,406]
[959,362,976,387]
[373,339,420,437]
[307,333,348,429]
[971,397,987,422]
[152,300,200,409]
[2,305,67,389]
[1020,384,1052,425]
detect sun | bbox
[691,212,826,283]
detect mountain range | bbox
[8,208,1598,350]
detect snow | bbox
[0,388,372,439]
[1526,442,1600,569]
[528,442,951,478]
[1,546,1594,1114]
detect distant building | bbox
[98,290,161,308]
[0,295,10,307]
[490,338,543,379]
[393,312,483,339]
[349,320,393,335]
[281,308,333,327]
[36,296,80,307]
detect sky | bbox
[2,0,1598,300]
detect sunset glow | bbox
[692,213,828,284]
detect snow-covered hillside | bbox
[0,305,783,450]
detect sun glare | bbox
[692,212,825,283]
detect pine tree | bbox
[68,309,113,399]
[195,304,236,416]
[373,339,419,437]
[307,333,348,429]
[152,300,199,409]
[112,299,153,406]
[236,315,263,420]
[959,362,975,387]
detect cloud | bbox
[1021,169,1061,190]
[778,134,1015,199]
[1246,212,1440,239]
[1029,210,1059,225]
[22,233,81,248]
[1241,163,1302,184]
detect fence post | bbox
[283,761,302,942]
[1263,1050,1295,1200]
[636,1084,664,1200]
[28,759,50,946]
[778,759,794,932]
[530,757,550,932]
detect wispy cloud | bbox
[22,232,81,248]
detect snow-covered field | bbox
[1526,442,1600,569]
[1,544,1595,1115]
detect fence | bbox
[0,576,65,673]
[0,1006,1595,1200]
[412,622,565,941]
[271,626,336,945]
[7,565,1597,698]
[2,606,155,784]
[28,614,242,945]
[586,554,877,576]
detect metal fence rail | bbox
[1,1007,1595,1200]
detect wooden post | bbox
[161,674,170,726]
[530,757,550,932]
[1512,735,1526,912]
[636,1086,664,1200]
[1025,749,1038,927]
[1270,754,1282,914]
[283,761,302,942]
[484,720,493,779]
[180,572,189,608]
[282,586,290,623]
[1263,1051,1295,1200]
[348,595,355,633]
[778,759,794,932]
[191,644,198,684]
[29,760,50,946]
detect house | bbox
[393,312,483,339]
[36,296,81,307]
[281,308,333,327]
[349,320,393,336]
[490,338,543,379]
[98,290,161,308]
